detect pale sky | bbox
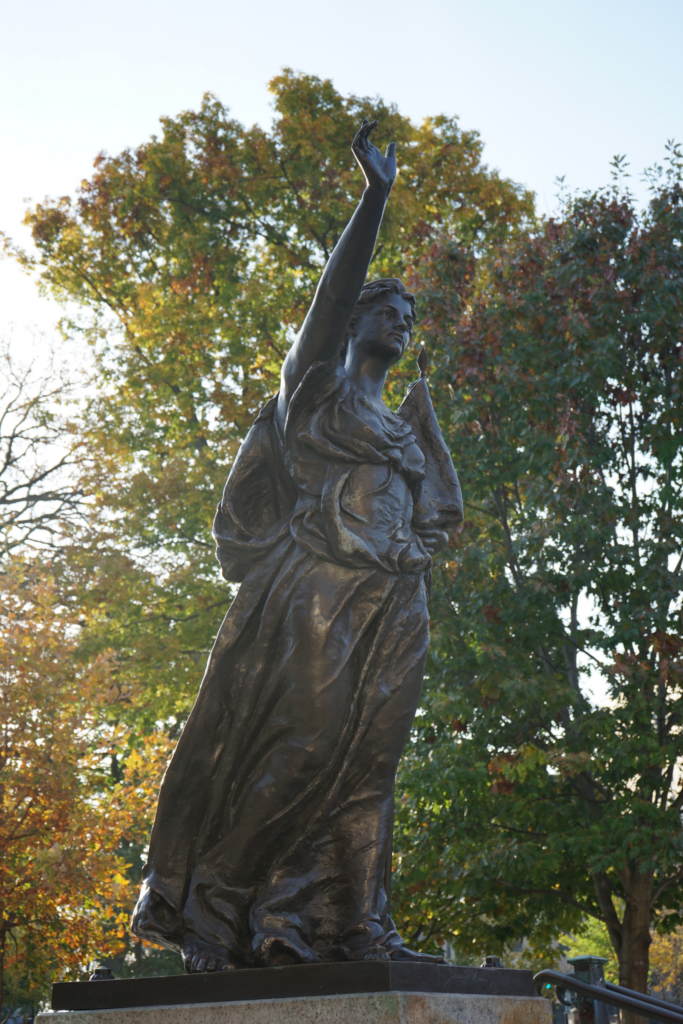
[1,0,682,340]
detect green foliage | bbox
[391,148,683,990]
[561,918,620,983]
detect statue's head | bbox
[343,278,415,368]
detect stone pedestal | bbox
[37,990,551,1024]
[38,963,551,1023]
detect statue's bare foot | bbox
[263,937,318,968]
[183,938,235,973]
[362,945,391,961]
[339,943,391,962]
[390,946,447,964]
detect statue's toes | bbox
[205,954,232,972]
[183,939,235,973]
[390,947,447,964]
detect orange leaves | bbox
[482,604,502,625]
[490,779,516,795]
[650,923,683,999]
[0,558,171,986]
[488,752,519,794]
[651,631,683,659]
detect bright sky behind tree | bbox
[1,0,681,337]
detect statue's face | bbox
[347,293,414,366]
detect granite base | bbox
[37,991,552,1024]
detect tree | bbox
[650,921,683,1003]
[0,339,83,556]
[6,70,533,729]
[0,341,174,1007]
[0,557,171,1016]
[392,147,683,1015]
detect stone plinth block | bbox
[39,964,550,1024]
[37,991,551,1024]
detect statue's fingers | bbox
[361,119,377,144]
[354,119,372,147]
[385,141,396,159]
[355,119,369,142]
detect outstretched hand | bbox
[352,120,397,193]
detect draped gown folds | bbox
[131,358,463,967]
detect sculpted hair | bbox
[340,278,416,361]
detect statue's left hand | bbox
[352,120,397,193]
[416,527,450,557]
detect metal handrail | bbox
[534,968,683,1024]
[604,981,683,1013]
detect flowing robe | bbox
[131,360,462,967]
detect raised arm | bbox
[276,120,396,429]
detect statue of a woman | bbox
[131,121,463,973]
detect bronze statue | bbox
[131,121,463,973]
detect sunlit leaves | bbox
[0,559,171,1008]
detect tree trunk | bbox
[0,925,6,1024]
[618,872,653,1024]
